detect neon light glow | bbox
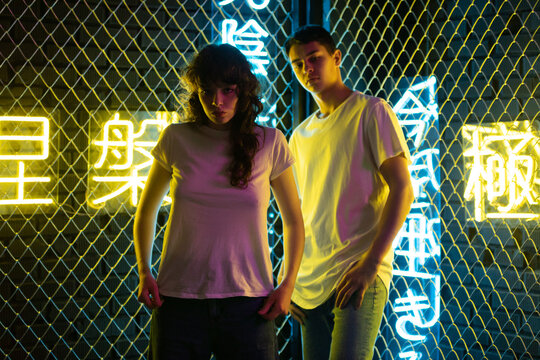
[463,121,540,221]
[392,76,440,360]
[88,112,176,210]
[256,101,277,127]
[218,0,270,10]
[399,351,421,360]
[219,0,277,128]
[0,116,53,206]
[0,162,52,205]
[221,19,270,75]
[0,116,49,160]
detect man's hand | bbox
[137,271,163,309]
[335,257,379,310]
[258,282,295,320]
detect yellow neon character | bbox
[463,121,540,221]
[0,116,53,205]
[89,112,175,208]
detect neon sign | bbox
[218,0,276,128]
[219,0,271,75]
[0,116,53,208]
[218,0,270,9]
[88,112,176,211]
[391,76,441,360]
[463,121,539,221]
[222,19,270,76]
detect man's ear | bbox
[333,49,342,66]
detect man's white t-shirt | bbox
[289,91,410,309]
[151,123,294,299]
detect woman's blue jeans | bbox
[149,296,278,360]
[297,276,388,360]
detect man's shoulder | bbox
[350,91,389,108]
[290,114,314,136]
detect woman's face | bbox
[198,83,239,130]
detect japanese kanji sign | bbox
[463,121,540,222]
[391,76,441,360]
[0,116,54,212]
[87,111,176,212]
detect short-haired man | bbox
[285,25,414,359]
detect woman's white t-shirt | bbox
[151,123,294,299]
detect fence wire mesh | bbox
[0,0,538,359]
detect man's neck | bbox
[313,83,353,117]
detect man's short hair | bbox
[284,25,337,57]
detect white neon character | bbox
[221,19,270,75]
[409,149,440,208]
[0,116,52,205]
[393,214,440,343]
[218,0,270,10]
[399,119,427,149]
[394,277,441,342]
[463,122,539,220]
[395,76,437,149]
[256,102,277,127]
[91,112,172,206]
[393,213,440,271]
[399,350,422,360]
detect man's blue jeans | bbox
[149,296,278,360]
[297,276,388,360]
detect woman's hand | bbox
[258,281,295,320]
[137,271,163,309]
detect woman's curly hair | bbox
[181,44,263,189]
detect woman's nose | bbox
[212,92,222,106]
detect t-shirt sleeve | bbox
[270,128,295,180]
[150,125,173,172]
[366,99,411,169]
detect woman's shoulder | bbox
[162,121,197,135]
[255,125,286,138]
[255,125,287,146]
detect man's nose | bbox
[303,62,313,75]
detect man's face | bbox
[288,41,341,94]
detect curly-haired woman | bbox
[133,43,304,360]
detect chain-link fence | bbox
[326,1,538,359]
[1,0,538,359]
